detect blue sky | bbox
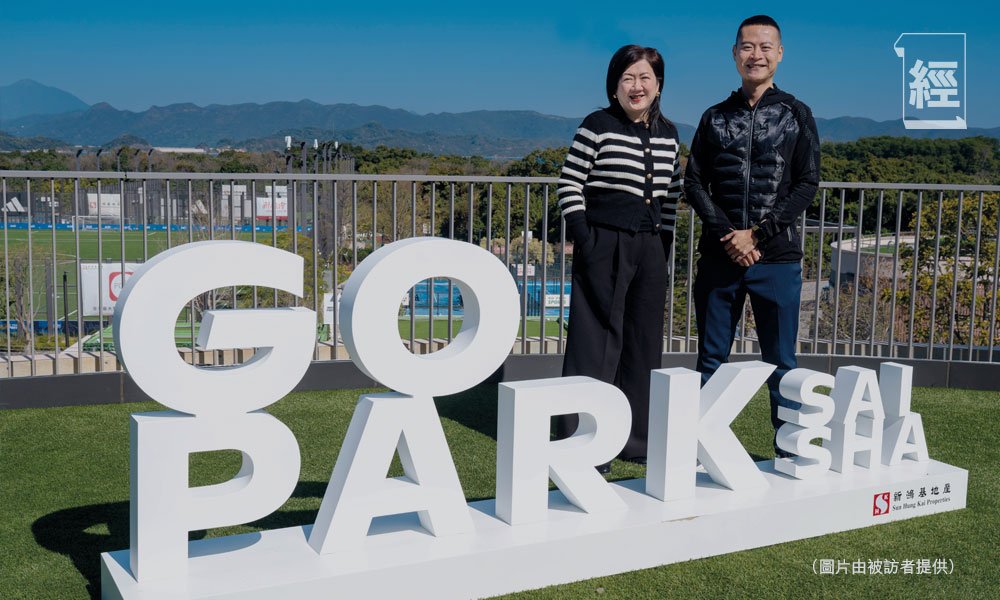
[3,1,998,127]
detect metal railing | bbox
[1,170,998,378]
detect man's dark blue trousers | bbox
[694,258,803,443]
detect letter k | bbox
[647,362,774,501]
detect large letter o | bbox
[342,237,520,397]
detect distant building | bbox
[153,147,207,154]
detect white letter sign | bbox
[496,376,630,525]
[115,241,314,582]
[774,369,835,479]
[825,367,886,472]
[101,239,967,600]
[310,237,520,549]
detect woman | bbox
[556,45,682,471]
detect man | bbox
[684,14,820,457]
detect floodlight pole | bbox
[299,141,307,228]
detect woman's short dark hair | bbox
[605,45,668,132]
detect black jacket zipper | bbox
[743,102,759,229]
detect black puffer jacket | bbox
[684,85,820,263]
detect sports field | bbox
[3,230,565,345]
[1,230,260,321]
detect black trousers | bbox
[557,225,670,460]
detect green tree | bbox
[0,246,34,352]
[231,232,329,319]
[217,150,259,173]
[894,192,999,350]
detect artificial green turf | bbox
[3,229,252,262]
[398,317,565,341]
[6,232,566,336]
[3,230,260,321]
[0,385,996,599]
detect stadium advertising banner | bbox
[255,185,288,220]
[85,193,123,217]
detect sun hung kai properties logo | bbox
[893,33,967,129]
[873,492,891,516]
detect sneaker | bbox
[596,463,612,474]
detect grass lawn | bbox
[398,317,565,340]
[0,384,995,599]
[2,229,259,262]
[4,229,165,263]
[6,232,562,336]
[2,230,267,321]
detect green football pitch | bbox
[1,229,277,322]
[2,230,564,339]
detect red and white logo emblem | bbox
[108,270,134,301]
[872,492,891,516]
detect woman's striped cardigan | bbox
[557,108,683,236]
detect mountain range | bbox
[1,79,998,157]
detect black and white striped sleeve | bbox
[661,152,683,233]
[557,125,598,217]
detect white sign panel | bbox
[544,293,569,308]
[101,239,967,600]
[80,262,141,316]
[220,184,251,220]
[86,193,122,216]
[322,292,340,326]
[256,185,288,220]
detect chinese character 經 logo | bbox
[893,33,966,129]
